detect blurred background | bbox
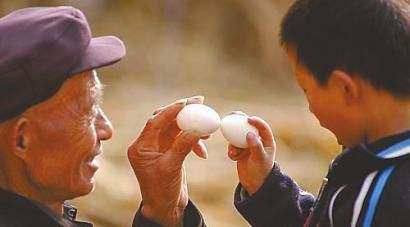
[0,1,342,226]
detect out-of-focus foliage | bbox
[0,1,341,226]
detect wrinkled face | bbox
[287,49,363,147]
[24,70,113,200]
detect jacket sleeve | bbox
[132,200,206,227]
[234,163,315,227]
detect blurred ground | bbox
[1,1,341,226]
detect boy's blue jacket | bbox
[134,131,410,227]
[234,130,410,227]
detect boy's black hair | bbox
[280,0,410,97]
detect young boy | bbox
[229,0,410,226]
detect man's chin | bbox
[67,181,95,200]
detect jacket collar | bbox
[327,131,410,187]
[0,188,90,226]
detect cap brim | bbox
[70,36,126,75]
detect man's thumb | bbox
[169,132,200,164]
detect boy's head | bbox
[280,0,410,147]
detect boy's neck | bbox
[364,97,410,144]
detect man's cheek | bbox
[26,158,60,189]
[25,152,74,190]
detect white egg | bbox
[176,104,221,137]
[221,113,259,148]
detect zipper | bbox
[307,160,337,227]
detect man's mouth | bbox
[85,148,103,171]
[86,150,102,162]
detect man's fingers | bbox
[248,116,275,147]
[169,132,200,164]
[246,132,266,160]
[164,120,181,136]
[148,96,204,129]
[152,96,203,116]
[145,100,187,132]
[153,107,165,115]
[228,144,249,161]
[186,95,204,105]
[200,135,211,140]
[157,120,181,152]
[192,140,208,159]
[228,111,247,116]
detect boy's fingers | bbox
[246,132,265,159]
[192,140,208,159]
[228,144,249,161]
[248,116,275,147]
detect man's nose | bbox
[96,108,113,141]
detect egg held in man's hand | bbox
[221,113,259,148]
[176,104,221,137]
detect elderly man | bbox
[0,6,208,227]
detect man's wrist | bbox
[141,204,185,227]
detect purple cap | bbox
[0,6,126,122]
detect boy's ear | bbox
[10,117,31,160]
[328,70,360,105]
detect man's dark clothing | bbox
[0,188,206,227]
[0,189,91,227]
[133,201,206,227]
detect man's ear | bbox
[10,117,30,159]
[328,70,360,105]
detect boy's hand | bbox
[228,116,276,194]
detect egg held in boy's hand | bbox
[221,113,259,148]
[176,104,221,137]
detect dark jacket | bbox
[0,189,92,227]
[0,186,205,227]
[133,201,206,227]
[234,130,410,227]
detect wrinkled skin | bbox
[0,70,113,213]
[127,96,208,227]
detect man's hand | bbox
[228,116,276,195]
[127,96,208,227]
